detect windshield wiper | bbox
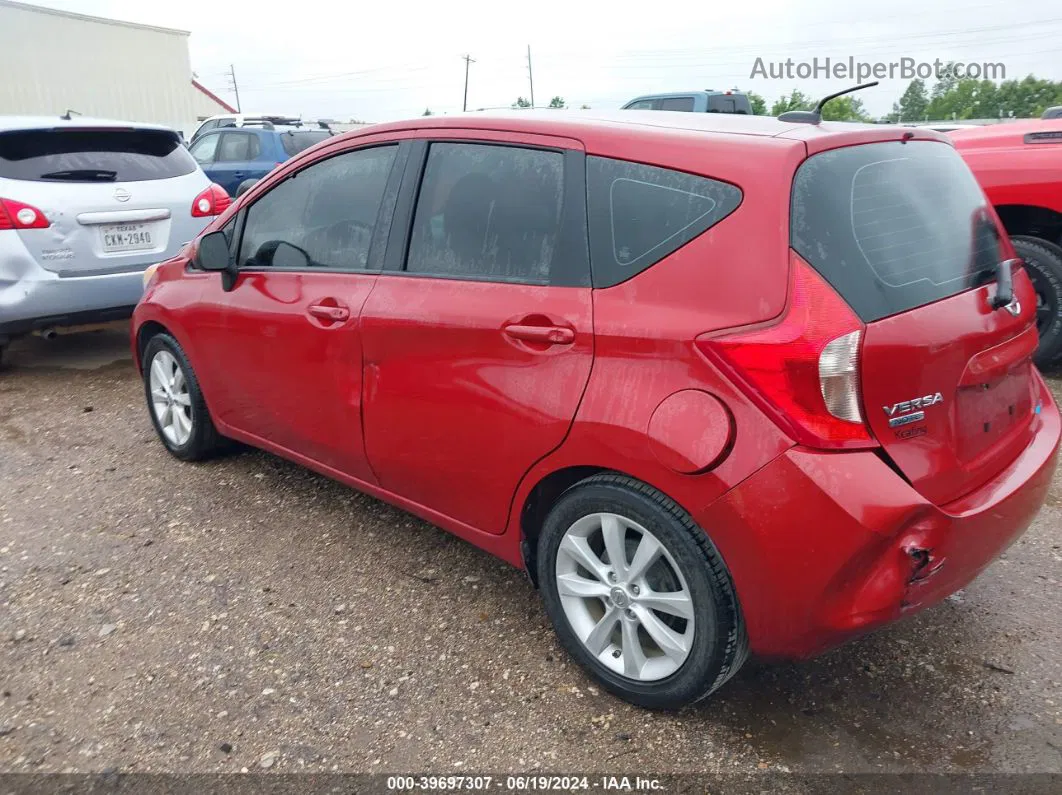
[38,169,118,181]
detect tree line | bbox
[746,73,1062,122]
[420,73,1062,121]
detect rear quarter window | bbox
[586,156,743,287]
[0,128,197,182]
[791,140,1000,321]
[281,131,331,157]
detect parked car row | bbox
[131,109,1059,708]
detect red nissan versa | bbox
[131,111,1060,709]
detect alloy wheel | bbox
[149,349,193,446]
[554,512,695,682]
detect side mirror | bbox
[195,230,231,271]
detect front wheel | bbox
[537,474,747,709]
[142,333,225,461]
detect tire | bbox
[1011,235,1062,368]
[141,333,226,461]
[235,178,259,198]
[537,474,747,709]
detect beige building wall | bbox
[0,0,225,137]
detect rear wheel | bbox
[537,474,747,709]
[1011,235,1062,367]
[142,333,225,461]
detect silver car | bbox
[0,116,224,365]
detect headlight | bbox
[142,263,161,289]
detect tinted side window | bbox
[282,131,331,156]
[586,156,742,287]
[406,143,564,284]
[659,96,695,111]
[239,145,398,270]
[189,134,219,165]
[217,132,258,162]
[625,100,657,110]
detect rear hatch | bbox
[792,139,1040,504]
[0,126,210,276]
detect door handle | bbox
[307,304,350,322]
[503,323,575,345]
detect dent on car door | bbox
[360,137,593,534]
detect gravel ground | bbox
[1,327,1061,776]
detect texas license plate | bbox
[101,223,156,253]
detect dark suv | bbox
[187,124,332,198]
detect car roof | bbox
[343,110,944,148]
[0,115,177,134]
[948,118,1062,145]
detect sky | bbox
[34,0,1062,121]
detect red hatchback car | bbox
[132,112,1060,709]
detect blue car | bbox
[187,124,332,197]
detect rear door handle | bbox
[307,304,350,322]
[503,324,575,345]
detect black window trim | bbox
[382,137,591,288]
[229,140,409,275]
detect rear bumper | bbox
[705,372,1060,659]
[0,240,148,339]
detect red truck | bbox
[951,120,1062,366]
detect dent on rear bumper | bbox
[704,375,1060,660]
[1,242,147,332]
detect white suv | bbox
[0,116,227,366]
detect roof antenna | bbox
[778,81,879,125]
[60,109,82,120]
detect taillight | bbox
[0,198,50,230]
[696,252,876,450]
[191,183,231,218]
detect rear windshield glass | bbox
[0,128,197,182]
[281,131,331,157]
[707,94,750,114]
[791,140,1000,322]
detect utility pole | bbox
[462,54,476,112]
[228,64,242,113]
[527,45,535,109]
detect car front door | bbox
[360,133,594,534]
[210,131,264,196]
[195,139,407,482]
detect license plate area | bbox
[956,363,1034,462]
[100,222,158,253]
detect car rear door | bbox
[360,132,593,534]
[192,138,407,482]
[792,138,1043,504]
[0,125,210,277]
